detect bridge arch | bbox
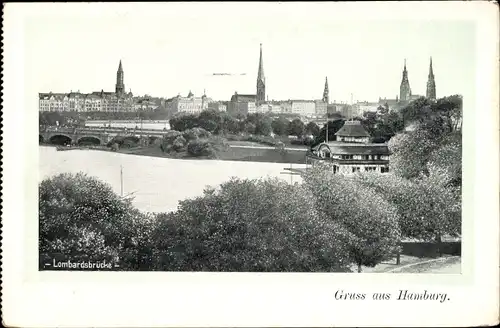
[49,134,73,145]
[77,136,102,146]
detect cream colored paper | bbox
[2,2,499,327]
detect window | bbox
[381,167,389,173]
[342,155,353,160]
[352,167,360,173]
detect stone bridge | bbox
[39,127,171,146]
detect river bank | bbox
[116,143,308,164]
[45,142,309,164]
[40,146,305,213]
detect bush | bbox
[187,138,216,158]
[303,167,402,272]
[122,138,138,148]
[352,169,461,246]
[151,178,352,271]
[172,136,187,152]
[161,130,183,153]
[39,173,154,269]
[182,127,211,141]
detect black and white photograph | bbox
[36,6,466,274]
[2,2,499,327]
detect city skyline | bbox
[25,3,475,104]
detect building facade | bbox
[166,92,210,114]
[39,60,134,112]
[133,96,158,111]
[228,93,257,115]
[291,100,316,117]
[207,101,227,112]
[307,120,390,174]
[314,100,327,116]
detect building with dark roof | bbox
[335,120,371,143]
[307,120,390,174]
[227,92,257,115]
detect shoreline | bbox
[41,143,310,165]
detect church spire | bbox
[256,43,266,105]
[426,56,436,100]
[115,60,125,95]
[322,76,329,104]
[399,59,411,102]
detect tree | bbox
[288,118,305,137]
[182,127,212,141]
[389,96,462,180]
[353,170,461,254]
[198,109,224,133]
[254,116,273,136]
[303,168,402,272]
[377,104,389,116]
[305,121,321,137]
[271,117,290,136]
[388,128,440,179]
[187,138,216,158]
[244,122,256,135]
[172,136,187,152]
[160,130,183,153]
[39,173,154,269]
[39,111,66,127]
[313,119,345,147]
[222,114,242,134]
[169,114,199,131]
[400,95,462,135]
[151,178,352,271]
[428,132,462,187]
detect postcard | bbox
[2,1,499,327]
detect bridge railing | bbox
[46,126,172,136]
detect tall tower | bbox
[399,59,412,102]
[426,57,436,100]
[256,43,266,105]
[115,60,125,95]
[322,76,329,104]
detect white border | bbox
[2,2,499,327]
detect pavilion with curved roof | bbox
[307,120,390,174]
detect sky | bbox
[22,3,476,104]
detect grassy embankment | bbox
[118,141,308,164]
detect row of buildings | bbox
[347,57,438,115]
[306,57,438,175]
[39,61,161,113]
[39,45,438,119]
[225,44,438,118]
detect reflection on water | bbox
[39,146,304,213]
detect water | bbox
[85,120,170,130]
[39,146,304,213]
